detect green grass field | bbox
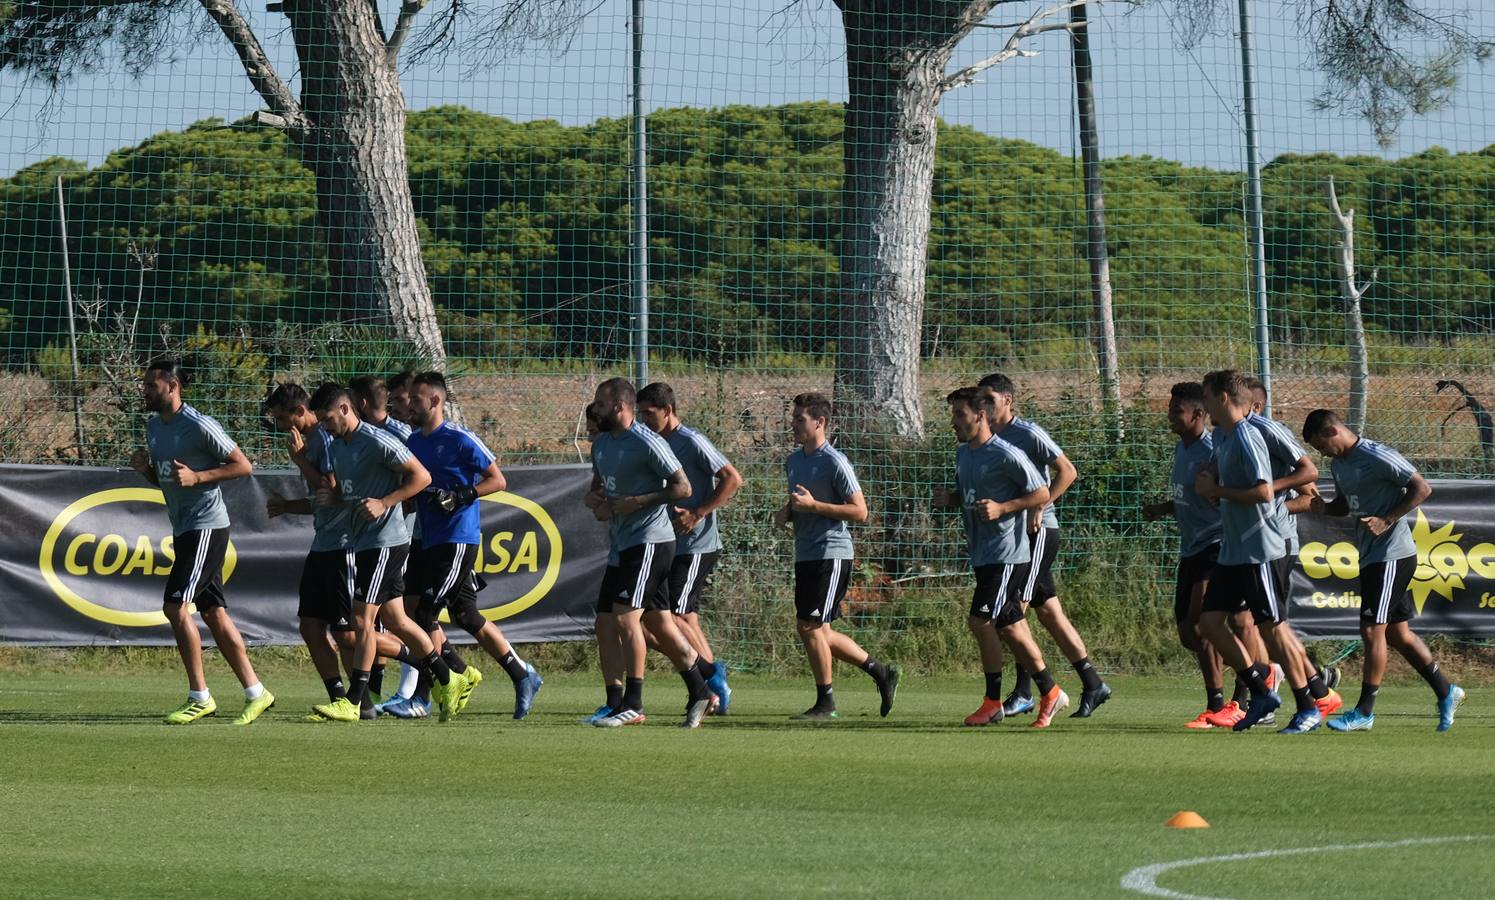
[1,663,1491,899]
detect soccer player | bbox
[306,383,469,723]
[129,357,274,725]
[635,382,741,712]
[934,387,1067,727]
[774,392,900,721]
[976,374,1110,718]
[1193,370,1319,733]
[378,370,429,715]
[1239,375,1343,718]
[1303,410,1466,732]
[585,378,714,727]
[405,372,544,719]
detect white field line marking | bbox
[1120,835,1495,900]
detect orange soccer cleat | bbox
[1315,688,1344,717]
[1185,709,1217,729]
[964,697,1005,727]
[1031,685,1070,729]
[1202,701,1246,729]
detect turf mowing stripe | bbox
[1120,834,1495,899]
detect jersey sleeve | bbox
[691,432,730,474]
[305,429,335,475]
[1015,449,1047,493]
[1259,420,1306,468]
[831,452,862,499]
[464,431,497,472]
[197,415,239,463]
[1369,444,1417,486]
[1029,423,1063,468]
[1238,428,1273,486]
[647,435,683,478]
[377,431,413,471]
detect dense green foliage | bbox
[4,102,1493,366]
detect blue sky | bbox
[2,0,1492,178]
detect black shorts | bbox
[971,563,1029,628]
[297,549,354,630]
[1203,560,1289,625]
[662,550,721,616]
[416,543,480,617]
[404,542,429,598]
[164,528,229,610]
[388,542,410,598]
[349,544,411,606]
[1359,556,1417,625]
[1021,527,1061,606]
[597,541,676,613]
[1274,553,1296,621]
[1173,543,1221,623]
[794,559,852,624]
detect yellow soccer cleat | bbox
[164,696,218,725]
[232,691,276,726]
[456,665,483,713]
[310,697,360,723]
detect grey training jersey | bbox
[956,435,1046,567]
[146,404,237,534]
[328,421,415,551]
[591,420,682,552]
[1170,432,1223,558]
[300,423,351,552]
[998,417,1063,529]
[785,441,861,562]
[665,424,731,556]
[1330,438,1419,565]
[1248,412,1307,552]
[371,415,420,542]
[1212,419,1285,566]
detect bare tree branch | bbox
[196,0,307,136]
[942,0,1110,91]
[385,0,429,64]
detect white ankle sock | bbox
[244,682,265,701]
[188,689,211,703]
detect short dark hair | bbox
[1202,369,1249,404]
[1302,408,1343,440]
[1169,382,1206,407]
[385,371,415,394]
[977,373,1015,397]
[792,391,833,424]
[145,356,186,384]
[584,402,602,425]
[636,382,676,411]
[1241,374,1267,402]
[412,371,449,397]
[946,386,994,417]
[263,382,310,413]
[348,375,388,410]
[309,382,352,413]
[596,377,637,411]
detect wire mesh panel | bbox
[1,0,1491,669]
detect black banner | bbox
[0,463,606,645]
[1290,479,1495,638]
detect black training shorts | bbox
[164,528,229,610]
[597,541,677,614]
[794,558,853,624]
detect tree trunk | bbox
[285,0,447,367]
[1069,2,1121,430]
[1326,176,1369,433]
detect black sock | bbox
[1231,674,1251,706]
[440,647,468,675]
[1356,682,1380,715]
[423,651,452,686]
[323,677,346,703]
[680,665,709,702]
[414,669,432,703]
[695,658,718,682]
[1013,663,1033,699]
[1073,657,1103,692]
[985,672,1004,702]
[347,670,371,707]
[622,676,644,712]
[1031,668,1056,696]
[860,657,888,682]
[1206,687,1225,712]
[367,663,385,695]
[816,682,835,709]
[1244,663,1272,697]
[498,650,528,683]
[1416,661,1451,701]
[605,682,624,710]
[1306,672,1329,700]
[395,645,413,664]
[1291,685,1314,713]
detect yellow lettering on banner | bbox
[157,535,175,575]
[511,532,539,573]
[1469,543,1494,580]
[122,535,155,575]
[1301,543,1330,579]
[483,531,514,574]
[64,534,95,576]
[1300,542,1360,579]
[93,534,128,575]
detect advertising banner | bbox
[0,463,606,645]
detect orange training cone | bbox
[1165,811,1210,829]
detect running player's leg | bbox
[1177,553,1226,727]
[437,547,542,718]
[790,559,896,720]
[1198,567,1275,723]
[667,551,729,711]
[965,564,1012,725]
[164,599,208,695]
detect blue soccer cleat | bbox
[707,662,731,715]
[1233,689,1281,732]
[1002,691,1035,718]
[514,663,544,720]
[1278,708,1323,734]
[380,695,431,719]
[1326,708,1374,732]
[582,705,613,725]
[1437,685,1465,732]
